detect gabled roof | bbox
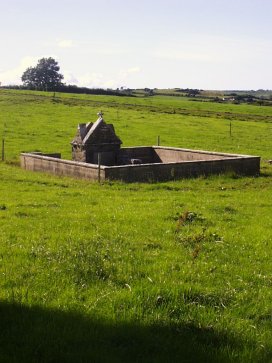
[71,122,93,145]
[71,116,122,146]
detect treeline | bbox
[1,84,135,97]
[213,92,272,105]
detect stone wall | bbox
[105,156,260,182]
[20,148,260,183]
[117,147,161,164]
[154,146,237,162]
[20,153,105,181]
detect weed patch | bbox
[174,211,224,259]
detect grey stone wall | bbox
[154,146,237,162]
[117,147,161,164]
[21,153,105,181]
[20,148,260,183]
[104,157,260,182]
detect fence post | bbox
[1,139,4,161]
[98,153,101,183]
[157,135,160,146]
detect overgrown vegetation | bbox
[0,89,271,362]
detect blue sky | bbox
[1,0,271,89]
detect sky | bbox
[0,0,271,90]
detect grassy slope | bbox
[0,90,272,362]
[1,90,272,160]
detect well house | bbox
[21,113,260,182]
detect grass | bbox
[1,89,271,161]
[0,89,272,362]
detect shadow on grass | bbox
[0,301,268,363]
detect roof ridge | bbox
[82,117,103,144]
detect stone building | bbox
[71,112,122,166]
[21,111,261,182]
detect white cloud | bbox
[63,71,117,89]
[152,35,272,65]
[63,67,141,89]
[63,71,79,85]
[119,67,141,78]
[151,36,221,63]
[0,55,61,86]
[153,50,215,62]
[57,39,74,48]
[0,56,39,85]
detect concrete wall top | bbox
[20,153,106,170]
[152,146,260,159]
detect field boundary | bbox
[20,148,260,182]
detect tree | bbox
[21,57,64,91]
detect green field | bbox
[0,89,272,362]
